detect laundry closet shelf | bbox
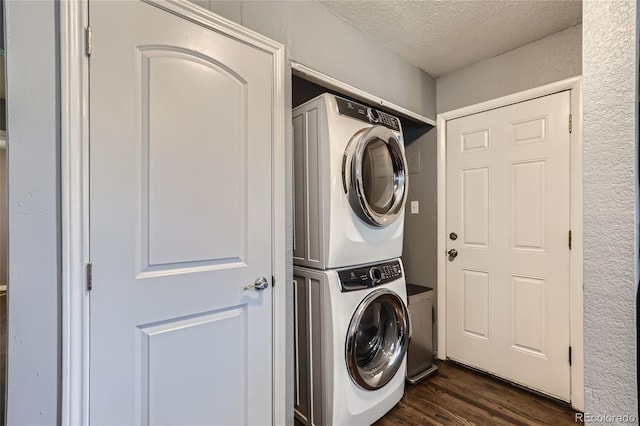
[291,62,436,127]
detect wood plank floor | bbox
[374,361,579,426]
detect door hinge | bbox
[569,113,573,134]
[569,346,572,366]
[86,263,93,291]
[568,230,572,250]
[272,276,275,288]
[85,26,92,57]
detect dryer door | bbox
[345,289,410,390]
[343,126,408,227]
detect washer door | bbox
[343,126,408,227]
[345,289,410,390]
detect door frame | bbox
[59,1,287,424]
[436,77,583,411]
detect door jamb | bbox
[436,76,584,411]
[59,1,288,424]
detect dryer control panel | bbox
[338,259,403,292]
[335,96,401,132]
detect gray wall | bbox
[5,1,60,424]
[195,0,437,120]
[436,24,582,113]
[401,126,438,346]
[402,127,437,289]
[582,1,638,420]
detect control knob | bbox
[367,108,380,123]
[369,266,382,284]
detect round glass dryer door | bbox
[343,126,408,227]
[345,289,410,390]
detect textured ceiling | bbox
[318,0,582,77]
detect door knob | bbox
[245,276,269,291]
[447,249,458,259]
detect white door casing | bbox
[60,1,286,424]
[437,78,583,410]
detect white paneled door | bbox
[446,91,571,400]
[89,1,274,424]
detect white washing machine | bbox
[293,259,410,426]
[293,94,408,269]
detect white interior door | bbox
[89,1,274,424]
[446,91,571,400]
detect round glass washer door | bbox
[345,289,410,390]
[343,126,408,227]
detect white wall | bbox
[582,2,638,420]
[436,24,582,113]
[195,0,437,120]
[5,1,60,424]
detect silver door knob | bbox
[245,276,269,291]
[447,249,458,259]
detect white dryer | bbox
[293,94,408,269]
[293,259,410,426]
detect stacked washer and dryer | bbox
[293,94,411,426]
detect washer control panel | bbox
[338,259,403,292]
[335,96,401,132]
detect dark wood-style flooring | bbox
[374,361,579,425]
